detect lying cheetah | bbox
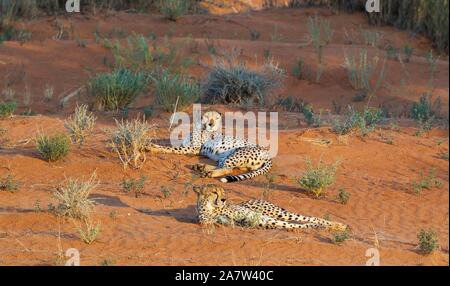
[147,111,272,183]
[194,184,348,231]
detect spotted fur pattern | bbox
[194,185,348,231]
[147,111,273,183]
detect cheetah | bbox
[147,111,272,183]
[194,184,348,231]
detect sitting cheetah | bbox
[147,111,272,183]
[194,184,348,231]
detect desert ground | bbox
[0,4,449,265]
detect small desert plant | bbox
[343,49,386,94]
[152,70,200,112]
[0,174,20,193]
[250,30,260,41]
[43,84,54,102]
[160,186,172,199]
[121,175,147,197]
[203,53,283,106]
[2,87,16,101]
[412,169,443,194]
[336,188,350,205]
[159,0,188,21]
[307,14,333,82]
[292,58,312,81]
[36,133,70,162]
[88,68,149,111]
[402,44,414,62]
[296,157,340,197]
[385,44,398,60]
[331,229,350,245]
[64,105,97,145]
[109,118,154,169]
[411,93,441,135]
[0,101,16,118]
[76,217,101,245]
[331,106,382,136]
[52,173,98,219]
[417,228,439,255]
[361,29,382,47]
[426,50,438,89]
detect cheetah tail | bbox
[220,160,273,183]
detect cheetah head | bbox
[193,184,227,210]
[201,111,222,133]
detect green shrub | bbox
[336,188,350,205]
[88,68,149,111]
[64,104,97,145]
[332,230,350,245]
[121,175,147,197]
[343,49,386,93]
[412,169,443,194]
[292,58,312,81]
[36,133,70,162]
[109,118,154,169]
[411,93,441,135]
[159,0,188,21]
[52,173,98,219]
[417,228,439,255]
[332,106,382,136]
[203,55,283,106]
[296,157,340,197]
[402,44,414,62]
[76,217,101,245]
[0,174,20,193]
[0,101,16,118]
[152,70,200,112]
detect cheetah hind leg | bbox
[189,163,216,177]
[262,218,322,230]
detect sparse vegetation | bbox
[343,49,386,94]
[361,29,382,47]
[296,157,340,197]
[336,188,350,205]
[203,52,283,106]
[64,105,97,145]
[411,93,441,135]
[158,0,188,21]
[109,118,154,169]
[88,68,149,111]
[36,133,70,162]
[152,70,200,112]
[307,14,333,82]
[76,217,101,245]
[292,58,312,81]
[0,101,16,119]
[43,84,54,102]
[0,174,20,193]
[417,228,439,255]
[52,173,98,219]
[331,229,350,245]
[121,175,147,197]
[412,169,443,194]
[331,106,383,136]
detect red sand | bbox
[0,7,448,265]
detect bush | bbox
[121,175,147,197]
[336,188,350,205]
[109,118,154,169]
[0,174,20,192]
[88,68,149,111]
[332,106,382,136]
[152,70,200,112]
[411,93,440,124]
[343,49,386,93]
[52,173,98,219]
[203,54,283,106]
[332,230,350,245]
[417,228,439,255]
[296,157,340,197]
[412,169,443,194]
[76,216,101,245]
[64,104,97,145]
[0,101,16,118]
[158,0,188,21]
[36,133,70,162]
